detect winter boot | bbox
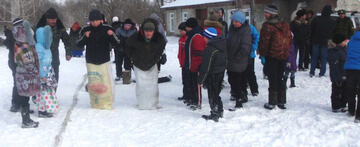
[38,111,54,118]
[278,90,287,109]
[264,91,278,110]
[290,77,296,88]
[10,103,20,112]
[115,75,122,81]
[229,99,243,111]
[122,70,131,84]
[241,95,248,103]
[190,105,201,110]
[202,114,219,122]
[177,96,186,101]
[21,106,39,128]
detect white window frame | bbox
[182,12,188,22]
[169,13,175,32]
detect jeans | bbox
[346,70,360,118]
[310,44,328,76]
[295,43,306,69]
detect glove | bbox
[286,63,291,68]
[259,56,265,65]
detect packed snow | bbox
[0,36,360,146]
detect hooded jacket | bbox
[226,21,251,72]
[198,36,227,84]
[116,24,137,50]
[344,31,360,70]
[310,5,336,46]
[290,16,309,44]
[125,18,166,71]
[69,24,83,51]
[184,26,206,72]
[258,15,292,60]
[150,13,168,43]
[327,40,346,82]
[32,8,72,66]
[250,24,259,58]
[285,40,297,72]
[35,26,53,79]
[77,23,120,65]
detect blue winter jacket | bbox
[344,31,360,70]
[250,25,259,58]
[35,26,53,79]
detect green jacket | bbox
[333,17,354,39]
[32,17,72,67]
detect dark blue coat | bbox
[327,41,346,83]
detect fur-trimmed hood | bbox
[328,39,337,49]
[204,20,223,29]
[136,18,164,43]
[36,9,65,29]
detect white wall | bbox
[336,0,360,11]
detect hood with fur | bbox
[36,25,53,49]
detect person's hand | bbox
[107,30,114,36]
[66,55,72,61]
[286,63,291,68]
[85,31,91,38]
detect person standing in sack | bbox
[77,9,120,109]
[198,27,227,122]
[125,18,166,110]
[115,18,137,83]
[258,5,292,110]
[12,18,41,128]
[35,25,59,117]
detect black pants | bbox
[9,61,29,107]
[346,69,360,117]
[228,71,245,101]
[206,73,224,116]
[331,82,347,110]
[265,57,287,104]
[183,68,201,106]
[295,43,306,69]
[181,67,186,98]
[304,44,312,69]
[244,58,259,95]
[115,49,131,77]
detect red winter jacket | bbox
[189,34,206,72]
[178,34,187,67]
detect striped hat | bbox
[12,18,24,26]
[264,5,278,15]
[203,27,217,39]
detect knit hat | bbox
[203,27,217,39]
[296,9,307,17]
[306,9,314,15]
[264,5,278,15]
[231,11,246,24]
[12,18,24,26]
[178,22,186,31]
[89,9,102,21]
[209,10,219,21]
[124,18,134,25]
[338,10,346,15]
[143,22,155,31]
[185,18,198,28]
[332,33,346,45]
[112,16,119,23]
[44,8,58,19]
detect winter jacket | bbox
[285,40,297,72]
[77,23,120,65]
[226,21,251,73]
[69,27,84,51]
[203,20,223,36]
[198,36,227,84]
[327,40,347,83]
[178,34,187,67]
[220,19,228,38]
[111,21,122,32]
[250,25,259,58]
[5,28,16,71]
[35,26,53,79]
[184,26,206,72]
[333,17,354,39]
[290,17,309,44]
[125,18,166,71]
[344,31,360,70]
[310,7,336,46]
[33,12,72,67]
[4,27,13,50]
[116,25,137,51]
[258,15,292,60]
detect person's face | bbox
[300,14,306,20]
[265,12,271,20]
[232,20,242,28]
[90,20,102,27]
[124,24,131,30]
[218,11,223,18]
[46,18,57,27]
[204,37,209,43]
[144,30,155,39]
[339,14,345,19]
[306,13,312,19]
[186,27,193,32]
[179,29,186,36]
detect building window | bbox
[182,12,188,22]
[169,13,175,32]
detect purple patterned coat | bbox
[285,41,297,71]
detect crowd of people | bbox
[2,4,360,129]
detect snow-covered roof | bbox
[161,0,235,9]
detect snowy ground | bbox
[1,36,360,146]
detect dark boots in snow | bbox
[264,91,278,110]
[122,70,131,84]
[10,103,20,112]
[21,106,39,128]
[202,114,219,122]
[290,77,296,88]
[278,90,287,109]
[283,77,288,88]
[38,111,54,118]
[229,99,243,111]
